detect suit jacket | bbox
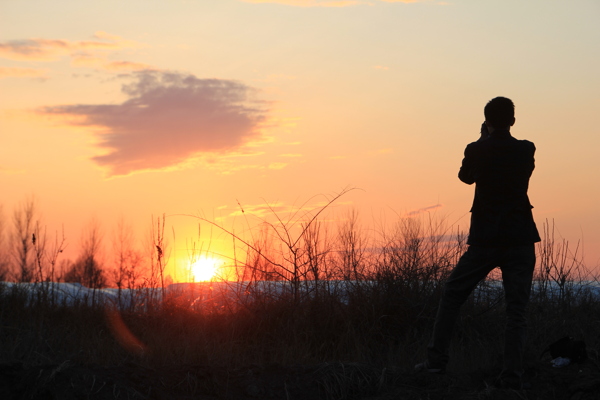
[459,129,541,246]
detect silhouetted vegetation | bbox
[0,193,599,399]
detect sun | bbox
[189,256,221,282]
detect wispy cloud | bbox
[0,32,149,76]
[103,61,154,72]
[241,0,421,6]
[268,162,288,170]
[407,203,443,216]
[228,201,289,218]
[70,54,153,72]
[196,150,296,175]
[227,198,342,219]
[368,148,393,155]
[242,0,360,6]
[278,153,302,158]
[0,67,46,79]
[0,31,136,62]
[39,71,270,176]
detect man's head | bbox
[484,97,515,130]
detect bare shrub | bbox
[148,214,169,296]
[64,219,106,289]
[10,197,38,282]
[238,223,281,282]
[32,224,67,284]
[3,198,600,400]
[535,218,589,304]
[0,204,9,280]
[192,189,355,301]
[112,218,144,288]
[333,208,369,281]
[374,213,464,290]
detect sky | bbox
[1,0,599,280]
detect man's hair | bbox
[484,97,515,129]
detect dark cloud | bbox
[41,71,269,176]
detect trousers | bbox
[427,244,536,378]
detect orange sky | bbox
[1,0,599,280]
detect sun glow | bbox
[189,256,221,282]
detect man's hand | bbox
[479,122,490,141]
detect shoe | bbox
[414,361,445,374]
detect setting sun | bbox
[189,256,221,282]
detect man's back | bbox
[459,129,540,246]
[420,97,538,389]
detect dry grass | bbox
[0,205,599,399]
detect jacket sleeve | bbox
[528,141,536,174]
[458,143,476,185]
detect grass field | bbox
[1,212,599,399]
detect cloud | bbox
[278,153,302,157]
[199,151,274,175]
[0,31,136,61]
[103,61,154,72]
[268,162,288,170]
[39,71,269,176]
[228,201,289,218]
[68,54,105,68]
[368,148,393,155]
[70,54,153,71]
[241,0,420,5]
[242,0,360,6]
[227,199,334,219]
[0,39,73,61]
[407,204,443,216]
[0,67,46,79]
[0,32,149,75]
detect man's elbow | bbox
[458,171,475,185]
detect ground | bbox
[1,359,599,400]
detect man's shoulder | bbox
[519,138,535,146]
[464,140,482,150]
[515,138,536,152]
[466,136,535,150]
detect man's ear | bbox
[511,117,516,126]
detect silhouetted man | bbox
[416,97,540,389]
